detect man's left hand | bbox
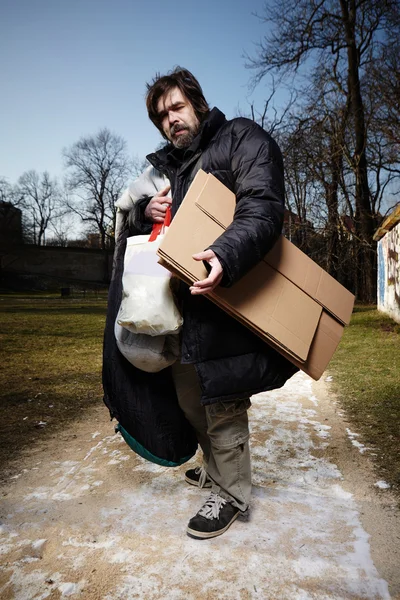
[190,250,223,295]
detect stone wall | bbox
[0,244,113,285]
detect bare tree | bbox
[17,170,63,246]
[247,0,400,301]
[0,177,13,204]
[47,206,79,247]
[63,129,132,250]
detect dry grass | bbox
[1,295,399,496]
[329,305,400,492]
[0,293,108,479]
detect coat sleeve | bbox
[115,166,170,236]
[208,120,285,287]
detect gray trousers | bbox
[171,361,251,511]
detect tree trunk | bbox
[325,128,342,279]
[340,0,376,302]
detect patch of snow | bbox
[346,428,370,454]
[351,440,370,454]
[132,462,168,473]
[346,428,360,438]
[24,489,49,501]
[83,441,104,461]
[313,423,331,439]
[8,569,54,600]
[62,537,117,549]
[92,431,101,439]
[52,492,73,501]
[375,480,390,490]
[110,549,133,563]
[32,539,47,551]
[59,582,80,596]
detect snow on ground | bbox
[346,428,371,455]
[0,372,391,599]
[375,481,391,490]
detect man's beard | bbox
[170,123,199,149]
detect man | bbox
[130,67,297,539]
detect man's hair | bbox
[145,67,209,137]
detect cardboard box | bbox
[157,171,355,380]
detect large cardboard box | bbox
[157,171,355,380]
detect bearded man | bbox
[109,67,297,540]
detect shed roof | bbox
[373,204,400,241]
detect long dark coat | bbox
[102,107,297,465]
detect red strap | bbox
[149,206,171,242]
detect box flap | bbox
[264,236,355,325]
[291,311,344,380]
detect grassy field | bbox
[1,295,399,494]
[0,293,108,478]
[329,306,400,492]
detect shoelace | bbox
[198,493,227,520]
[195,466,209,489]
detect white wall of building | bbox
[377,221,400,323]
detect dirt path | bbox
[1,372,399,599]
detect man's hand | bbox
[190,250,223,295]
[144,185,172,223]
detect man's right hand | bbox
[144,185,172,223]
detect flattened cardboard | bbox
[158,180,322,363]
[215,264,322,361]
[157,170,354,379]
[195,173,354,325]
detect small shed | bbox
[373,205,400,323]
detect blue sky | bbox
[1,0,280,185]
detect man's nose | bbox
[168,111,179,125]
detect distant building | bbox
[283,208,314,246]
[374,204,400,323]
[0,202,23,245]
[85,233,102,248]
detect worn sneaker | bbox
[185,466,212,488]
[187,493,243,539]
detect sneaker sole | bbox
[186,511,240,539]
[184,475,212,488]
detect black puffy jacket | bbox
[144,107,298,402]
[102,107,297,466]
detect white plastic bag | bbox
[117,211,183,336]
[114,318,180,373]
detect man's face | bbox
[156,88,200,149]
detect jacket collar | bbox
[146,107,226,172]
